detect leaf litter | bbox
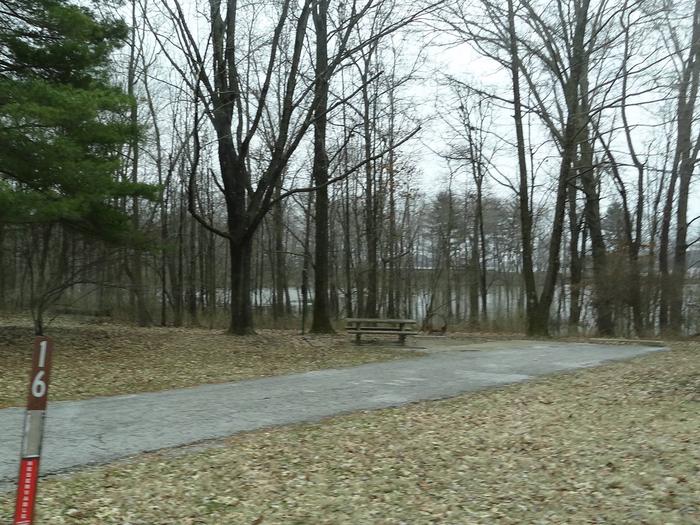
[0,319,417,408]
[0,336,697,524]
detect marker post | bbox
[14,337,53,525]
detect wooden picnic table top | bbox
[345,318,417,324]
[347,329,419,334]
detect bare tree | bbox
[659,0,700,333]
[152,0,428,334]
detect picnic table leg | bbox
[399,333,406,346]
[355,333,361,345]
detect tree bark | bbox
[363,103,378,317]
[580,136,614,335]
[126,0,151,327]
[567,181,583,331]
[670,0,700,332]
[228,236,254,335]
[310,0,334,333]
[507,0,539,334]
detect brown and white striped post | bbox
[14,336,53,525]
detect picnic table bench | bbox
[346,318,418,345]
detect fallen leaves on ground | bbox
[1,340,698,524]
[0,319,415,408]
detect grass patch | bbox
[1,341,697,523]
[0,319,417,408]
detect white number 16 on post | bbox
[14,337,54,525]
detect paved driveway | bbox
[0,340,664,488]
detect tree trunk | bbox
[343,178,353,317]
[187,216,198,325]
[361,50,379,317]
[0,225,6,310]
[301,189,313,334]
[567,180,583,331]
[310,0,334,333]
[658,174,676,331]
[670,0,700,332]
[126,1,150,327]
[580,149,614,335]
[507,0,539,335]
[579,69,614,335]
[228,236,254,335]
[272,180,289,319]
[476,177,488,321]
[469,237,480,328]
[170,180,185,327]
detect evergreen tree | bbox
[0,0,156,333]
[0,0,155,241]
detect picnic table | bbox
[346,318,418,345]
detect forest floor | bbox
[0,316,432,408]
[0,331,697,523]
